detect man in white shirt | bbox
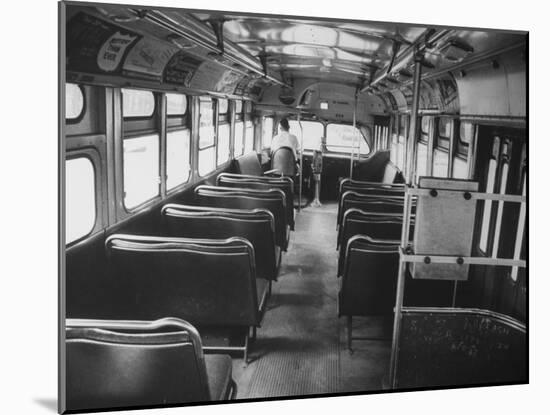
[271,118,300,159]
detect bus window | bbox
[65,157,95,244]
[244,120,254,153]
[235,121,244,157]
[217,124,230,165]
[123,134,160,209]
[65,83,84,120]
[288,120,324,151]
[326,124,369,154]
[166,130,190,191]
[122,89,155,118]
[262,117,274,149]
[432,148,448,177]
[166,93,187,116]
[452,156,468,178]
[416,142,428,180]
[198,97,216,176]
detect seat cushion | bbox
[204,354,233,400]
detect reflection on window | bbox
[217,124,230,165]
[326,124,369,154]
[166,93,187,116]
[122,89,155,118]
[460,122,475,144]
[66,158,95,244]
[262,117,274,148]
[166,130,190,190]
[416,142,428,181]
[397,136,405,170]
[66,83,84,120]
[235,121,244,157]
[452,157,468,179]
[432,148,448,177]
[491,163,509,257]
[390,135,398,165]
[244,121,254,153]
[479,158,497,253]
[123,134,159,209]
[289,120,323,151]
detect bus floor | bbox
[231,201,392,399]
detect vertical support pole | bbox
[350,93,358,179]
[298,112,303,211]
[389,185,413,388]
[405,47,423,185]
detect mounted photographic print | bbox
[59,0,528,413]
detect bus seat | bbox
[271,146,297,177]
[234,152,264,176]
[337,191,409,228]
[337,211,408,277]
[338,236,400,350]
[195,185,290,251]
[65,318,236,412]
[161,204,281,284]
[104,234,262,329]
[217,173,295,230]
[338,178,404,199]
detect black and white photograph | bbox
[58,0,531,412]
[5,0,548,414]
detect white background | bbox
[1,0,545,413]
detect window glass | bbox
[288,120,324,151]
[235,100,243,115]
[198,147,216,176]
[479,158,498,252]
[218,99,229,115]
[199,98,215,149]
[66,83,84,120]
[244,121,254,153]
[438,117,453,139]
[416,142,428,181]
[262,117,274,148]
[390,134,398,165]
[166,93,187,116]
[123,134,159,209]
[65,158,96,244]
[397,136,405,170]
[234,121,244,156]
[122,89,155,118]
[421,116,431,135]
[217,123,230,165]
[452,157,468,179]
[460,122,475,145]
[166,130,190,190]
[432,148,448,177]
[326,124,369,154]
[399,115,408,136]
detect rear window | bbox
[122,89,155,118]
[65,157,96,244]
[65,83,84,120]
[288,120,324,151]
[326,124,369,154]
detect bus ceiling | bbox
[65,3,527,119]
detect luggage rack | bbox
[389,180,527,389]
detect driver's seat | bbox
[271,146,298,177]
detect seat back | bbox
[337,211,407,276]
[162,204,278,281]
[65,318,210,412]
[339,236,399,317]
[338,191,408,227]
[234,152,263,176]
[271,146,297,176]
[217,173,295,230]
[339,178,404,199]
[104,234,260,326]
[195,185,289,250]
